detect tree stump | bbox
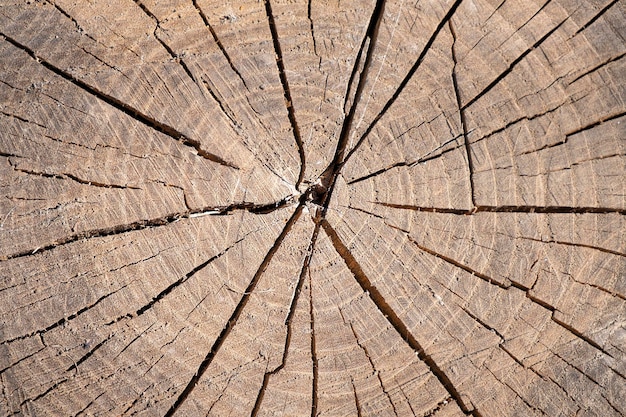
[1,0,624,416]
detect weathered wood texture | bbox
[0,0,624,416]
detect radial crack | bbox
[251,219,321,416]
[345,320,398,416]
[575,0,620,35]
[390,222,617,360]
[569,52,625,84]
[2,195,297,261]
[449,20,476,206]
[309,263,319,417]
[341,0,464,167]
[10,164,141,190]
[135,237,243,317]
[326,0,386,178]
[0,32,238,169]
[163,205,303,416]
[66,335,112,372]
[461,16,569,111]
[1,284,129,345]
[132,0,198,85]
[347,132,466,185]
[320,219,475,415]
[375,202,626,215]
[263,0,306,188]
[192,0,249,90]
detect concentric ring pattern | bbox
[0,0,624,416]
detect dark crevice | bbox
[341,1,381,120]
[192,0,249,90]
[9,161,141,190]
[517,235,626,259]
[11,165,140,190]
[402,232,511,290]
[551,316,613,358]
[0,151,21,158]
[387,221,616,361]
[66,335,112,372]
[0,346,46,375]
[575,0,620,35]
[449,20,476,206]
[72,392,105,417]
[309,265,319,417]
[320,219,474,415]
[46,1,97,43]
[461,17,569,111]
[2,195,297,261]
[264,0,306,188]
[20,378,68,407]
[569,52,626,84]
[351,378,363,417]
[135,238,242,316]
[1,285,128,345]
[345,205,385,219]
[375,202,626,215]
[475,103,563,144]
[0,110,47,129]
[132,1,197,84]
[494,0,553,52]
[319,0,386,205]
[457,305,506,342]
[341,0,464,168]
[201,78,239,127]
[515,111,626,156]
[64,173,140,189]
[564,111,626,138]
[163,205,303,417]
[114,322,156,359]
[347,132,465,185]
[307,0,318,57]
[0,32,238,169]
[251,220,321,416]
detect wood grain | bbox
[1,0,624,416]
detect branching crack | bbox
[569,52,626,84]
[1,284,129,345]
[264,0,306,188]
[2,194,298,261]
[341,0,464,168]
[347,131,466,185]
[574,0,620,35]
[345,320,398,416]
[163,205,303,416]
[132,1,198,84]
[251,219,321,416]
[320,218,475,415]
[387,221,616,360]
[0,32,238,169]
[461,16,569,111]
[449,20,476,206]
[375,202,626,215]
[192,0,249,90]
[10,163,141,190]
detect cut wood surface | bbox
[0,0,624,416]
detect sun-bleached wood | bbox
[0,0,624,416]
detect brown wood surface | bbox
[0,0,625,416]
